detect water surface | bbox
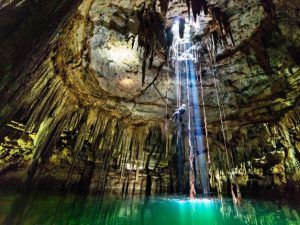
[0,192,299,225]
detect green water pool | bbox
[0,192,299,225]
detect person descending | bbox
[171,104,186,122]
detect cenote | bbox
[0,0,300,225]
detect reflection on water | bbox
[0,192,300,225]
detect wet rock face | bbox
[201,0,300,194]
[0,0,299,195]
[89,2,169,103]
[0,0,178,195]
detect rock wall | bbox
[0,0,178,195]
[200,0,300,194]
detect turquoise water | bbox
[1,192,300,225]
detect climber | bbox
[171,104,186,122]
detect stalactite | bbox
[64,108,100,189]
[0,1,171,193]
[210,6,235,47]
[159,0,169,17]
[186,0,191,20]
[145,152,153,195]
[9,54,174,192]
[186,0,208,21]
[240,1,280,76]
[177,16,185,39]
[260,0,278,31]
[247,36,273,75]
[135,2,166,86]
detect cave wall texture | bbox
[0,0,299,196]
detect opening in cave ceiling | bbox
[112,0,211,86]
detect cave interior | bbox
[0,0,300,224]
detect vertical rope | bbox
[208,51,230,170]
[220,94,234,167]
[198,52,211,164]
[207,44,242,203]
[165,50,171,158]
[178,43,182,106]
[176,43,180,107]
[185,42,196,199]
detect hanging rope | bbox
[165,51,171,158]
[197,49,211,164]
[172,37,185,193]
[220,94,234,167]
[207,44,242,204]
[174,43,178,107]
[178,43,182,107]
[213,59,242,204]
[208,51,230,170]
[185,42,197,199]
